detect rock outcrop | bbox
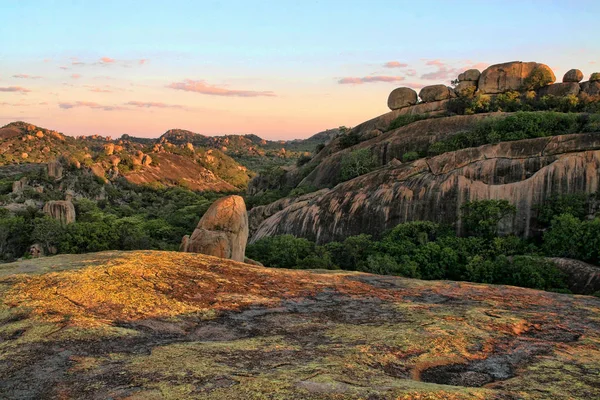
[43,200,76,225]
[47,160,63,179]
[538,82,581,97]
[419,84,455,102]
[563,69,583,83]
[251,132,600,244]
[549,258,600,295]
[477,61,555,94]
[581,81,600,97]
[181,195,248,262]
[12,177,28,194]
[387,87,418,110]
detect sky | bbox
[1,0,599,140]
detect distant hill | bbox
[0,121,336,190]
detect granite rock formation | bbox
[42,200,76,225]
[252,133,600,244]
[181,195,249,262]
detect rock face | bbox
[461,68,481,81]
[251,132,600,244]
[181,195,248,262]
[581,81,600,97]
[538,82,581,97]
[563,69,583,83]
[419,84,455,102]
[478,61,555,94]
[387,87,418,110]
[2,250,600,399]
[549,258,600,295]
[12,177,28,194]
[47,160,63,179]
[43,200,76,225]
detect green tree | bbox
[461,200,516,239]
[340,148,377,181]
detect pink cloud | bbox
[43,58,51,63]
[0,86,31,93]
[12,74,42,79]
[338,76,405,84]
[383,61,408,68]
[72,61,86,66]
[401,82,426,89]
[167,79,276,97]
[139,59,149,65]
[421,60,489,81]
[125,101,185,109]
[59,101,125,111]
[71,74,82,79]
[100,57,115,64]
[87,86,112,93]
[59,66,70,70]
[405,69,417,76]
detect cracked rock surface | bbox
[1,250,599,399]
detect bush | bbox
[338,130,361,149]
[543,214,600,263]
[296,154,312,167]
[590,72,600,82]
[535,193,590,226]
[388,114,429,131]
[522,66,555,91]
[461,200,516,238]
[429,112,589,155]
[340,148,377,181]
[246,235,316,269]
[401,151,420,162]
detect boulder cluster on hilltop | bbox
[387,61,598,113]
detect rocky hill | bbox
[0,122,336,193]
[249,61,600,244]
[1,250,599,399]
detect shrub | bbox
[388,114,429,131]
[296,154,312,167]
[338,130,361,149]
[401,151,420,162]
[535,193,590,226]
[461,199,516,239]
[315,143,326,154]
[543,214,600,263]
[590,72,600,82]
[522,66,555,90]
[245,235,316,269]
[340,148,377,181]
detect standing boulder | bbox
[478,61,555,94]
[181,195,249,262]
[12,177,28,194]
[387,87,418,110]
[563,69,583,83]
[419,85,455,102]
[43,200,76,225]
[47,160,63,179]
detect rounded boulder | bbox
[387,87,418,110]
[563,69,583,83]
[419,84,454,102]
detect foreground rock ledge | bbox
[0,250,599,399]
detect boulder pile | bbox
[387,61,599,112]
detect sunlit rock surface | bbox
[0,250,599,399]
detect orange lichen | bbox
[3,251,378,326]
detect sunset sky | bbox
[1,0,599,139]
